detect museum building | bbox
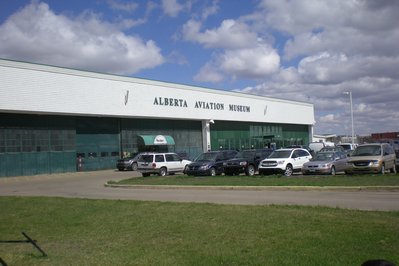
[0,59,315,177]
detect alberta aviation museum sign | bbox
[0,59,314,126]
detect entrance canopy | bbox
[138,135,175,146]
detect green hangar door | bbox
[76,117,120,171]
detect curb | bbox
[104,183,399,192]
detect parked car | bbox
[286,145,315,156]
[223,148,274,176]
[337,143,357,156]
[137,152,191,177]
[302,151,347,175]
[345,143,396,175]
[376,139,399,171]
[309,142,334,154]
[116,153,141,171]
[258,148,312,176]
[319,146,345,153]
[185,150,238,176]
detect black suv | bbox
[224,149,274,176]
[116,153,140,171]
[185,150,238,176]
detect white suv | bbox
[137,153,191,177]
[258,148,312,176]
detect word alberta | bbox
[153,97,251,113]
[153,97,188,107]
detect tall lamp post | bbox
[343,91,355,145]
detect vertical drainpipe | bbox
[118,118,122,158]
[201,120,211,152]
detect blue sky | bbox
[1,0,399,136]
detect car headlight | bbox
[223,162,227,166]
[371,160,380,166]
[199,165,208,170]
[239,161,247,166]
[277,160,285,165]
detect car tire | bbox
[391,164,397,174]
[380,164,385,175]
[209,167,216,176]
[159,167,167,177]
[132,162,138,171]
[330,166,336,176]
[246,165,255,176]
[183,165,189,174]
[284,164,293,177]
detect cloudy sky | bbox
[1,0,398,136]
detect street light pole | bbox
[343,91,355,145]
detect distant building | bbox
[313,134,337,143]
[371,132,399,140]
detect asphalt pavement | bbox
[1,170,399,211]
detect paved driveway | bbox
[1,170,399,211]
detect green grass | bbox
[1,197,398,265]
[112,173,399,187]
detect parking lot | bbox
[1,169,399,211]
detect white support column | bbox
[308,124,314,144]
[202,120,212,152]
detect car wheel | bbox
[159,167,167,177]
[209,167,216,176]
[246,165,255,176]
[132,162,138,171]
[380,164,385,175]
[391,164,397,174]
[183,165,189,174]
[330,166,336,176]
[284,164,293,177]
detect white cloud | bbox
[319,114,336,123]
[194,63,224,83]
[0,1,164,75]
[107,0,138,13]
[201,0,220,20]
[219,44,280,78]
[161,0,183,17]
[182,18,280,81]
[182,19,258,49]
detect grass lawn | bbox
[111,173,399,187]
[1,197,398,265]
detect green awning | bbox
[137,135,175,146]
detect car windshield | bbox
[235,150,255,159]
[352,146,381,156]
[314,153,334,161]
[269,150,292,159]
[139,155,153,162]
[339,144,351,150]
[195,152,218,162]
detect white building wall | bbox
[0,59,315,125]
